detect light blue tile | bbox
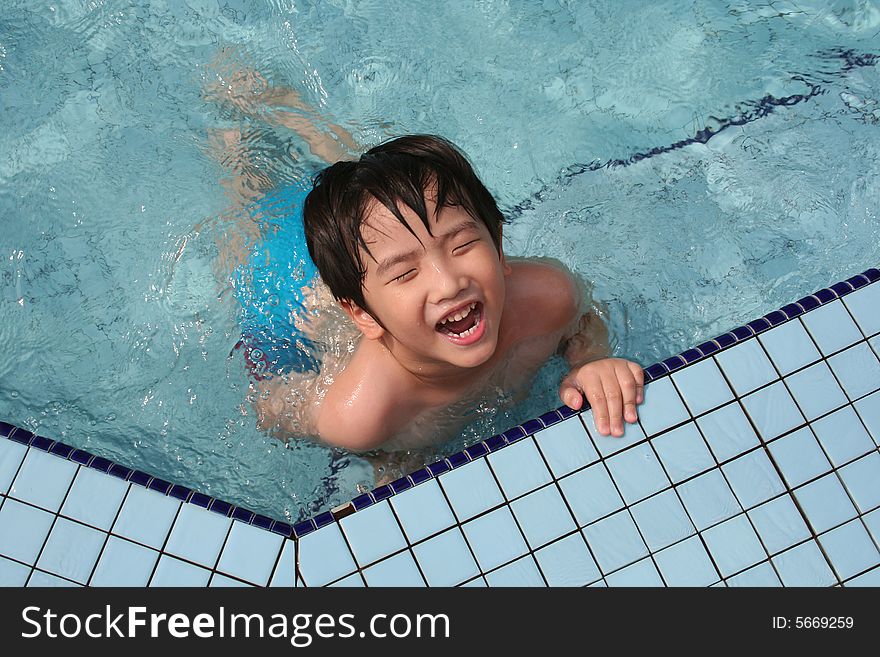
[654,535,719,586]
[298,522,356,587]
[747,495,811,556]
[150,555,211,587]
[486,437,552,500]
[772,540,837,586]
[843,282,880,336]
[812,406,876,467]
[164,503,232,568]
[36,517,105,584]
[702,514,766,578]
[362,550,425,587]
[0,440,27,494]
[758,319,822,376]
[828,342,880,400]
[9,449,77,512]
[651,422,716,483]
[558,463,624,527]
[854,391,880,445]
[715,338,778,396]
[217,520,284,586]
[767,428,831,489]
[671,358,735,416]
[741,381,805,442]
[412,528,478,587]
[90,536,158,586]
[589,579,608,587]
[846,567,880,587]
[340,500,406,567]
[726,561,781,587]
[534,416,599,477]
[793,474,858,534]
[534,533,601,586]
[510,484,576,549]
[818,519,880,581]
[492,563,541,595]
[697,402,760,462]
[485,555,545,587]
[210,573,252,587]
[28,571,80,587]
[637,376,690,437]
[329,573,365,587]
[676,469,741,530]
[605,557,664,587]
[112,485,180,550]
[710,580,727,588]
[606,442,670,505]
[584,408,647,457]
[722,449,786,510]
[389,479,455,544]
[838,452,880,513]
[269,540,296,588]
[60,467,128,531]
[0,555,30,586]
[438,458,504,521]
[582,510,648,574]
[785,361,848,421]
[630,489,695,551]
[461,506,528,573]
[460,577,487,588]
[0,498,54,564]
[801,299,863,356]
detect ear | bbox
[339,299,385,340]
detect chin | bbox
[451,339,497,368]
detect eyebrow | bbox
[375,219,479,278]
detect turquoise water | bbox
[1,0,878,521]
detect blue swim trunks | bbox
[233,182,320,378]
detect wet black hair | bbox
[302,134,507,326]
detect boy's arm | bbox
[253,365,401,452]
[555,271,644,438]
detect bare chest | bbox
[379,328,564,451]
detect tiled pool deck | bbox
[1,268,879,587]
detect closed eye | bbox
[392,269,415,283]
[454,239,480,252]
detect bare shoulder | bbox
[507,256,589,338]
[315,341,413,452]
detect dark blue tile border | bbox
[1,266,877,544]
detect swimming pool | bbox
[1,0,878,522]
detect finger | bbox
[559,378,583,410]
[602,374,625,437]
[628,361,645,404]
[583,373,611,437]
[617,365,639,424]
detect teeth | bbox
[439,302,476,325]
[441,305,482,338]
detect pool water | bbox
[1,0,878,522]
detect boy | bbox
[257,135,643,453]
[206,63,644,458]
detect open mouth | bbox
[435,301,485,344]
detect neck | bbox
[379,335,486,394]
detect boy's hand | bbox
[558,358,644,437]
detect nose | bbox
[427,253,468,304]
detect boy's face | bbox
[346,185,511,373]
